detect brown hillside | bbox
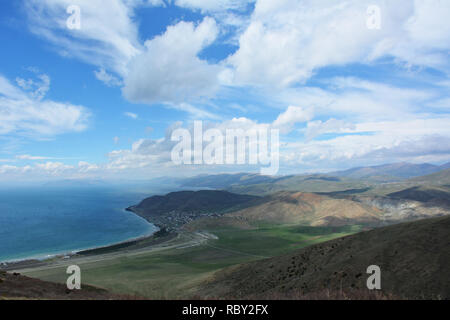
[0,271,137,300]
[197,216,450,300]
[228,192,382,226]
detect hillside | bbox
[0,271,132,300]
[129,186,450,231]
[408,168,450,185]
[387,186,450,205]
[197,216,450,300]
[127,190,260,230]
[227,192,382,227]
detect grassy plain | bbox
[22,223,361,299]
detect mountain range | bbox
[178,162,450,195]
[330,162,450,181]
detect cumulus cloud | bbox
[24,0,144,75]
[25,0,450,104]
[282,117,450,168]
[14,0,450,177]
[228,0,450,87]
[3,115,450,178]
[24,1,230,107]
[106,115,279,172]
[122,17,222,105]
[305,119,356,141]
[35,161,74,175]
[272,106,314,134]
[0,74,90,137]
[107,123,182,170]
[78,161,100,173]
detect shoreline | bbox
[0,231,158,269]
[0,207,163,269]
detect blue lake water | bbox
[0,186,157,262]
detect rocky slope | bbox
[348,186,450,223]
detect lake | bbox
[0,186,158,262]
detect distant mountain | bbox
[198,216,450,300]
[179,162,450,195]
[227,174,369,196]
[331,162,450,181]
[441,163,450,170]
[180,173,282,189]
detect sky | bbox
[0,0,449,182]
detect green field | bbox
[23,224,361,299]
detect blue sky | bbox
[0,0,449,182]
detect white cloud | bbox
[228,0,450,87]
[124,112,138,119]
[171,103,220,120]
[24,0,144,75]
[272,106,314,133]
[3,114,450,178]
[123,17,222,105]
[0,74,90,137]
[0,165,22,175]
[107,123,181,170]
[0,161,102,180]
[282,117,450,168]
[269,77,437,123]
[94,69,122,87]
[16,155,53,160]
[14,0,450,177]
[78,161,99,173]
[35,161,74,175]
[16,73,50,101]
[305,119,356,141]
